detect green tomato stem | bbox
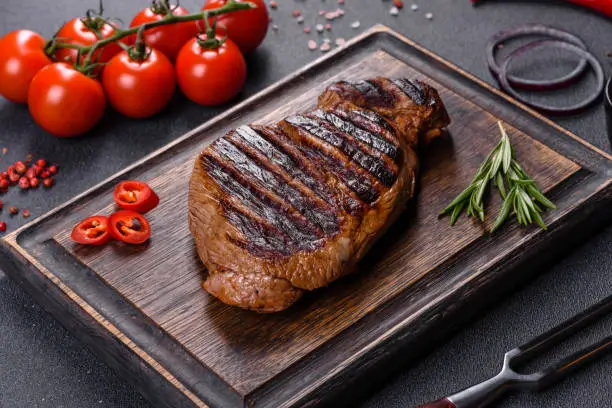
[49,1,255,68]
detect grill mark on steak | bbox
[389,78,428,106]
[233,125,339,208]
[219,200,305,259]
[202,155,326,254]
[349,79,396,108]
[257,126,366,215]
[226,127,340,235]
[310,109,400,161]
[336,108,396,139]
[292,137,380,204]
[210,138,342,237]
[285,114,397,187]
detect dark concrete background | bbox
[0,0,611,407]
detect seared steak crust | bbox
[189,77,450,312]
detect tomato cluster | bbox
[0,0,268,138]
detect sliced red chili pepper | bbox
[109,210,151,245]
[113,180,159,213]
[71,215,111,246]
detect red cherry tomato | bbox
[202,0,268,54]
[113,180,160,213]
[71,215,111,245]
[175,37,246,106]
[129,5,199,62]
[109,210,151,244]
[0,30,52,103]
[28,63,106,137]
[102,48,175,118]
[55,18,122,67]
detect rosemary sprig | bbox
[441,121,556,233]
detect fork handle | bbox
[416,398,456,408]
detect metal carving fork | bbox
[417,295,612,408]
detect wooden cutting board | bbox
[1,26,611,408]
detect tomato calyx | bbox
[150,0,178,16]
[126,26,152,62]
[196,17,226,50]
[81,0,115,37]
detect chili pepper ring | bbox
[498,40,605,116]
[487,25,589,91]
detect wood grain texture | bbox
[1,26,610,408]
[53,50,580,396]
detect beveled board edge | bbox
[1,25,611,408]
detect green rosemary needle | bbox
[441,121,556,233]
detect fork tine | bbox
[510,295,612,366]
[535,336,612,390]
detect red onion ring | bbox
[498,40,604,116]
[487,25,589,91]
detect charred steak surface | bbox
[188,78,450,312]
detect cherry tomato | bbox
[55,18,122,67]
[175,36,246,106]
[71,215,111,245]
[129,4,199,62]
[28,63,106,137]
[0,30,52,103]
[102,48,175,118]
[113,180,160,213]
[109,210,151,244]
[202,0,268,54]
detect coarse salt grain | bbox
[425,12,433,20]
[411,4,419,11]
[272,24,279,31]
[336,38,346,46]
[316,24,324,33]
[351,21,360,29]
[297,16,304,24]
[390,6,399,16]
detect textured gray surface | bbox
[0,0,611,407]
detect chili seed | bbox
[325,23,332,31]
[0,222,6,233]
[336,37,346,46]
[394,0,404,8]
[319,10,326,16]
[304,26,311,33]
[43,178,54,188]
[291,9,301,17]
[269,0,277,9]
[22,209,30,218]
[9,206,18,215]
[338,0,345,4]
[320,42,331,52]
[308,40,318,50]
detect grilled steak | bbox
[189,78,450,312]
